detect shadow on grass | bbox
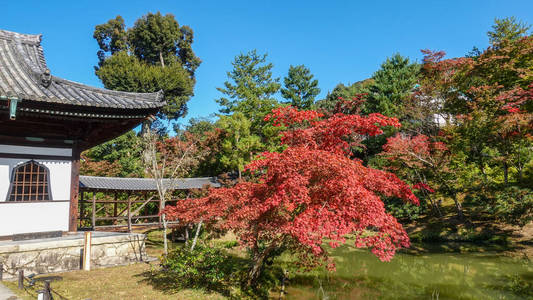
[135,250,250,298]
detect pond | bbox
[285,244,533,300]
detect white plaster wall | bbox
[0,145,73,235]
[0,201,70,235]
[0,158,72,201]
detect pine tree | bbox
[216,50,280,129]
[365,54,420,118]
[280,65,320,109]
[487,17,531,47]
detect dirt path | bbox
[0,282,20,300]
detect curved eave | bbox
[0,29,166,111]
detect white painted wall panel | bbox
[0,145,72,157]
[0,201,70,235]
[0,158,72,201]
[0,145,74,235]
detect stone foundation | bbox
[0,232,146,279]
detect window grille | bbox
[7,160,51,201]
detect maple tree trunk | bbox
[246,243,276,287]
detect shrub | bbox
[491,187,533,226]
[160,245,236,291]
[384,197,426,221]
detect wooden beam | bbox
[0,134,73,148]
[127,195,132,233]
[0,153,73,160]
[69,143,80,232]
[80,191,85,228]
[92,192,96,229]
[113,192,118,225]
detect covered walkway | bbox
[77,176,220,231]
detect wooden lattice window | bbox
[7,160,51,201]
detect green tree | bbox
[216,50,280,130]
[174,117,216,138]
[365,54,420,118]
[315,79,373,113]
[94,12,201,120]
[216,113,262,178]
[487,17,531,47]
[280,65,320,109]
[83,131,143,177]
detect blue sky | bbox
[3,0,533,129]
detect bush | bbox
[384,197,426,221]
[160,245,237,291]
[155,244,280,299]
[491,187,533,226]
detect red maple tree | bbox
[165,106,418,286]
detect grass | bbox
[3,263,226,300]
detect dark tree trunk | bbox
[246,243,276,288]
[503,161,509,184]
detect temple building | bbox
[0,29,165,237]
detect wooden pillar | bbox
[92,192,96,230]
[83,232,92,271]
[69,143,81,232]
[127,195,132,233]
[113,192,118,225]
[17,270,23,289]
[80,191,85,228]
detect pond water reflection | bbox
[286,244,532,299]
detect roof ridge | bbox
[0,29,42,44]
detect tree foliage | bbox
[81,131,143,177]
[165,106,417,286]
[315,79,373,113]
[487,17,531,47]
[216,50,281,129]
[365,54,420,118]
[280,65,320,109]
[216,112,262,178]
[409,19,533,220]
[93,12,201,120]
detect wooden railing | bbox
[78,191,180,232]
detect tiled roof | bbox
[79,175,221,191]
[0,29,165,109]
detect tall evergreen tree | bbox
[93,12,201,120]
[487,17,531,47]
[365,54,420,118]
[216,50,280,129]
[280,65,320,109]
